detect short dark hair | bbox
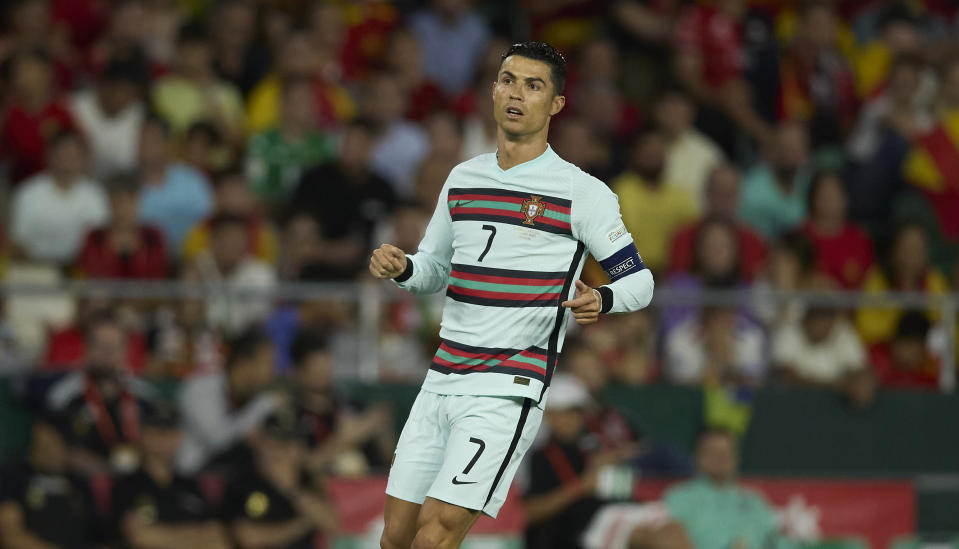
[290,329,330,369]
[806,169,845,214]
[177,20,210,46]
[105,172,141,195]
[225,328,272,371]
[209,212,248,233]
[499,41,567,95]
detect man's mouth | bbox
[505,106,524,119]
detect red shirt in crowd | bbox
[43,326,147,374]
[801,220,874,289]
[0,101,76,183]
[405,80,447,122]
[674,4,745,88]
[869,343,939,390]
[669,220,768,281]
[77,227,169,280]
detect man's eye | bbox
[528,83,539,90]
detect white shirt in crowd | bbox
[70,91,145,180]
[197,255,277,336]
[10,174,110,263]
[663,129,724,211]
[772,318,865,384]
[665,315,767,384]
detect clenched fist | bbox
[369,244,408,279]
[562,280,602,325]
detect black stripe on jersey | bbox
[449,212,573,236]
[448,187,572,207]
[484,397,532,507]
[539,241,587,403]
[440,339,549,357]
[446,288,559,307]
[428,363,547,382]
[451,263,567,279]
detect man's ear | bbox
[550,94,566,117]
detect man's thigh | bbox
[427,395,542,517]
[386,390,448,506]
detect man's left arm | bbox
[567,186,654,322]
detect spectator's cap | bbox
[261,409,303,441]
[143,401,180,429]
[547,374,590,411]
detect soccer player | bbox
[370,42,655,549]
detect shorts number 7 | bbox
[462,437,486,474]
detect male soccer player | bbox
[370,42,655,549]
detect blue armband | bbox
[599,243,646,282]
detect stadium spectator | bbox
[738,122,812,240]
[870,311,941,390]
[552,116,614,181]
[244,31,356,135]
[425,109,465,163]
[847,55,930,238]
[183,166,278,266]
[144,276,223,379]
[524,375,690,549]
[672,0,777,151]
[290,330,395,476]
[364,71,431,197]
[851,3,922,100]
[752,231,817,328]
[245,76,335,205]
[69,56,147,180]
[386,27,447,122]
[42,297,148,373]
[664,429,782,549]
[150,21,244,143]
[177,329,281,474]
[193,213,276,335]
[663,217,749,335]
[409,0,491,97]
[612,128,698,274]
[669,164,767,281]
[856,223,949,345]
[210,0,270,97]
[654,89,724,209]
[0,47,76,183]
[902,55,959,247]
[221,411,337,549]
[664,307,766,387]
[0,417,99,548]
[772,305,867,388]
[77,173,169,280]
[182,120,226,176]
[46,313,156,475]
[800,170,875,289]
[777,1,859,150]
[137,115,214,253]
[110,403,230,549]
[459,76,499,160]
[9,129,108,265]
[292,119,396,280]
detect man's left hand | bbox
[562,280,602,325]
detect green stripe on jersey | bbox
[447,276,562,294]
[449,199,571,223]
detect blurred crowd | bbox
[1,0,959,547]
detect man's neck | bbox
[496,129,548,171]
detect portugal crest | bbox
[520,195,546,225]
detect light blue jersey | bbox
[396,146,654,404]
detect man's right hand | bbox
[369,244,408,279]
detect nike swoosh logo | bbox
[451,476,477,485]
[454,200,475,207]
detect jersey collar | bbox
[494,144,557,177]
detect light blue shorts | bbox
[385,388,543,517]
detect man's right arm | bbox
[370,177,454,294]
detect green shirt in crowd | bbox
[245,129,334,202]
[664,477,782,549]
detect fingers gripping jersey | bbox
[395,146,654,405]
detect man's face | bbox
[705,166,741,217]
[212,223,249,271]
[232,343,275,398]
[773,123,809,173]
[492,55,564,140]
[545,408,584,443]
[697,433,738,483]
[87,323,128,377]
[566,348,606,394]
[282,83,317,128]
[296,350,334,393]
[632,133,666,181]
[177,42,212,77]
[49,138,88,180]
[99,80,138,116]
[110,190,140,227]
[655,93,694,137]
[139,123,169,166]
[340,126,373,171]
[216,176,254,216]
[141,426,182,462]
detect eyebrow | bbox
[500,70,547,87]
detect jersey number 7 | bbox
[478,225,496,262]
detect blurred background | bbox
[0,0,957,548]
